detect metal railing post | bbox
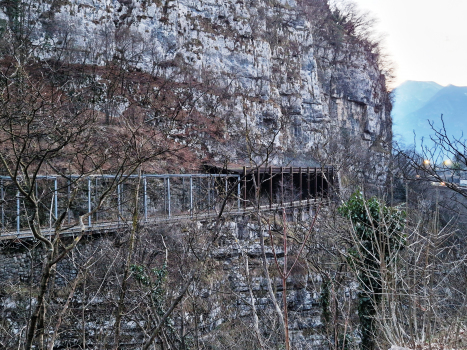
[314,168,318,199]
[88,178,92,228]
[190,176,193,217]
[237,175,241,211]
[290,166,294,208]
[167,177,171,218]
[208,175,211,214]
[16,191,20,234]
[95,177,98,223]
[269,166,273,209]
[1,179,4,230]
[257,168,261,204]
[243,167,247,210]
[54,177,58,221]
[117,183,121,226]
[281,167,284,207]
[299,167,302,201]
[225,177,228,202]
[321,166,324,199]
[143,176,148,222]
[67,179,71,225]
[198,177,201,212]
[163,178,166,215]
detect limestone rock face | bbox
[0,0,391,184]
[0,215,345,350]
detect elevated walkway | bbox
[0,168,336,241]
[0,198,325,241]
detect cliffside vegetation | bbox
[0,0,465,350]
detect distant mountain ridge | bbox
[392,81,443,117]
[392,81,467,149]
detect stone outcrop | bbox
[0,212,355,349]
[0,0,392,348]
[0,0,392,185]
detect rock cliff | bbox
[0,212,355,349]
[0,0,392,185]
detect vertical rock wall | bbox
[0,213,356,349]
[0,0,392,185]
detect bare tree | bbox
[395,116,467,199]
[0,16,210,349]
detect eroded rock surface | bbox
[0,0,392,185]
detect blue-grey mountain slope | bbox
[392,80,443,118]
[393,81,467,149]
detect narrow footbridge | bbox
[0,167,335,241]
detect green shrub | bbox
[339,192,405,350]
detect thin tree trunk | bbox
[25,257,53,350]
[142,276,194,350]
[114,173,141,348]
[282,218,290,350]
[245,254,266,349]
[258,220,286,334]
[47,274,81,350]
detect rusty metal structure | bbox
[206,165,337,209]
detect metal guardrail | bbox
[0,198,324,241]
[0,173,242,237]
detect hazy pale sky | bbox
[351,0,467,88]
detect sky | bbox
[351,0,467,88]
